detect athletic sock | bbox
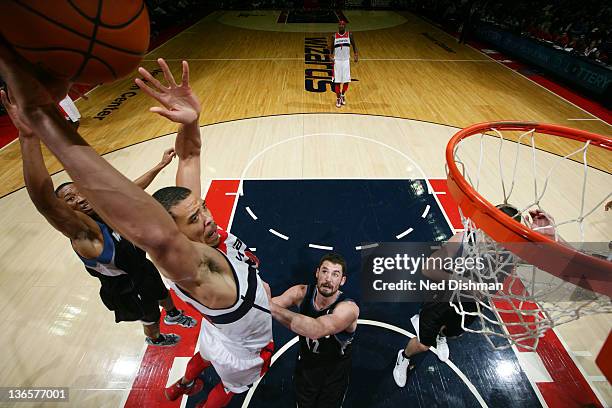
[342,83,349,93]
[184,353,212,383]
[150,333,166,344]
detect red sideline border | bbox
[465,39,611,124]
[124,180,240,407]
[430,177,603,408]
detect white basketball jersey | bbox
[168,228,272,351]
[334,31,351,61]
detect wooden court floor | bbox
[0,11,610,198]
[0,10,610,408]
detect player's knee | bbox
[417,342,430,352]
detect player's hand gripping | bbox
[0,40,69,112]
[528,209,556,239]
[135,58,201,124]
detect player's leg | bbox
[317,358,352,408]
[341,83,349,105]
[294,362,325,408]
[142,320,180,346]
[438,301,479,359]
[158,293,197,328]
[340,61,351,105]
[165,352,211,400]
[141,299,181,346]
[334,82,342,108]
[196,382,234,408]
[139,260,197,328]
[332,61,342,108]
[393,303,443,387]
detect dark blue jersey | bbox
[297,285,356,366]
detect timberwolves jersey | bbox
[75,220,168,322]
[298,285,355,366]
[76,221,144,279]
[333,31,351,61]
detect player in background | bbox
[271,253,359,408]
[329,20,358,108]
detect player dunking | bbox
[2,90,196,346]
[330,20,358,108]
[0,48,273,408]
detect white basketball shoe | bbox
[393,349,410,387]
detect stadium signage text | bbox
[93,68,163,120]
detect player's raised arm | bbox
[135,59,203,197]
[270,300,359,339]
[133,147,176,189]
[2,89,102,254]
[0,46,201,282]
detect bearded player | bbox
[271,253,359,407]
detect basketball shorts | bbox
[133,260,170,324]
[333,60,351,84]
[198,319,274,394]
[97,272,164,325]
[294,357,351,408]
[418,301,478,347]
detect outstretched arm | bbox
[135,59,202,197]
[0,46,201,282]
[2,89,104,259]
[271,301,359,339]
[133,147,176,189]
[272,284,307,308]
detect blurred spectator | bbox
[407,0,611,67]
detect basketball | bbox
[0,0,150,84]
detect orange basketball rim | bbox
[446,121,612,297]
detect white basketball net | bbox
[447,126,612,350]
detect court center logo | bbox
[304,37,333,93]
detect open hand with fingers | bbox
[0,89,34,137]
[135,58,201,124]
